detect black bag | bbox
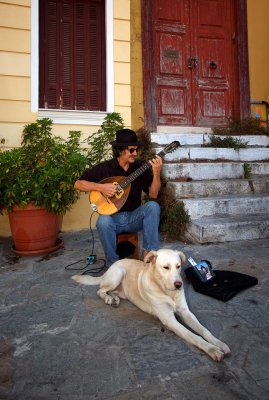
[185,267,258,302]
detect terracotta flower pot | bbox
[8,203,63,256]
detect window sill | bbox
[38,109,108,126]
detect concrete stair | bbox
[152,128,269,243]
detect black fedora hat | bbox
[110,129,143,147]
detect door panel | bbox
[153,0,192,125]
[151,0,237,126]
[193,0,233,125]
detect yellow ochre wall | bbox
[130,0,144,131]
[0,0,131,236]
[247,0,269,103]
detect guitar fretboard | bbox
[118,149,166,190]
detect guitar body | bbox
[89,176,131,215]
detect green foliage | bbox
[162,202,190,240]
[243,162,252,179]
[0,118,88,214]
[158,184,190,240]
[212,117,269,136]
[203,135,248,150]
[85,112,124,167]
[136,127,156,161]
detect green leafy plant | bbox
[136,126,156,161]
[203,135,248,150]
[212,117,269,136]
[0,118,88,214]
[85,112,124,168]
[243,162,252,179]
[158,184,190,240]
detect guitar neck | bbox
[120,149,166,189]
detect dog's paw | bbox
[218,342,231,356]
[104,294,120,307]
[213,339,231,356]
[111,296,120,307]
[208,345,225,362]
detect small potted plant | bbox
[0,118,88,255]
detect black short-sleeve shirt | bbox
[78,158,153,212]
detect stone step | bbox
[154,129,269,244]
[157,126,212,134]
[163,162,269,181]
[152,132,269,147]
[167,177,269,198]
[160,146,269,162]
[184,214,269,243]
[181,194,269,219]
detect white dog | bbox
[72,249,230,361]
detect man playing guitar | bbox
[74,128,163,267]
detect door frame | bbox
[141,0,250,131]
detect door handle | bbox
[188,57,194,68]
[210,60,217,69]
[188,57,198,69]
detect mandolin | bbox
[89,141,180,215]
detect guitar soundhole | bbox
[115,185,124,199]
[116,185,123,195]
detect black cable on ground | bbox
[64,211,107,275]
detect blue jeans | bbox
[96,201,160,266]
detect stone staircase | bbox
[152,127,269,243]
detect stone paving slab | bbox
[0,231,269,400]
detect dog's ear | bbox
[144,250,157,264]
[178,251,186,264]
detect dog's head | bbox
[144,249,186,292]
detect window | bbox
[39,0,106,111]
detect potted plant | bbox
[0,118,88,256]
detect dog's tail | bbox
[71,274,102,286]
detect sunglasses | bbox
[127,147,139,154]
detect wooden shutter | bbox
[39,0,106,111]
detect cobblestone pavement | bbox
[0,230,269,400]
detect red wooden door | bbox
[152,0,237,126]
